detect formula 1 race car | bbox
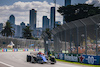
[26,52,56,64]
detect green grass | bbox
[56,59,100,67]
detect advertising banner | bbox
[64,54,80,62]
[13,49,18,52]
[2,49,7,52]
[18,49,23,52]
[28,49,34,51]
[23,49,28,51]
[55,53,59,59]
[55,53,100,65]
[80,55,100,65]
[34,49,39,51]
[7,49,13,52]
[0,49,2,52]
[59,53,64,60]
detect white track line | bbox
[0,61,14,67]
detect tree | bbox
[23,26,33,39]
[45,28,51,39]
[1,21,14,37]
[58,4,100,22]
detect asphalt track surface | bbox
[0,52,87,67]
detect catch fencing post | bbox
[80,20,87,55]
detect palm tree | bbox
[1,21,15,37]
[23,26,33,39]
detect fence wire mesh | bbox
[52,14,100,56]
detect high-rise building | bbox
[9,15,15,25]
[20,22,25,26]
[42,16,49,31]
[55,21,61,27]
[63,0,71,24]
[27,24,29,26]
[36,28,42,38]
[9,14,15,37]
[15,25,21,38]
[20,22,26,37]
[0,23,3,36]
[65,0,71,6]
[0,23,3,32]
[29,9,37,36]
[50,7,55,30]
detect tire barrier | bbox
[34,49,39,51]
[2,49,7,52]
[55,53,100,65]
[0,48,39,52]
[13,49,18,52]
[23,49,28,51]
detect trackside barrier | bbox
[23,49,28,51]
[55,53,100,65]
[59,53,64,60]
[7,49,13,52]
[0,48,34,52]
[0,49,2,52]
[0,48,41,52]
[2,49,7,52]
[81,55,100,65]
[55,53,59,59]
[64,54,80,62]
[18,49,23,52]
[28,49,34,51]
[13,49,18,52]
[34,49,39,51]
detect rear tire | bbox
[31,56,33,63]
[51,63,55,64]
[27,55,30,62]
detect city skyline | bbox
[0,0,99,27]
[29,9,37,36]
[42,16,49,31]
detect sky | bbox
[0,0,99,27]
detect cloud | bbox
[86,0,100,7]
[0,1,63,27]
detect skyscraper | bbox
[29,9,37,36]
[15,25,21,38]
[9,15,15,25]
[20,22,25,37]
[42,16,49,31]
[20,22,25,26]
[65,0,71,6]
[50,7,55,30]
[0,23,3,32]
[55,21,61,28]
[8,14,15,37]
[63,0,71,24]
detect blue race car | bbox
[26,52,56,64]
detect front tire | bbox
[50,56,56,64]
